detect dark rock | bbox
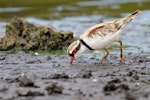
[108,78,121,84]
[118,84,129,91]
[45,56,52,60]
[138,59,144,63]
[0,16,73,51]
[18,75,35,87]
[125,92,136,100]
[0,56,5,60]
[103,83,118,92]
[127,71,133,76]
[0,86,8,92]
[45,83,64,95]
[78,70,92,78]
[49,73,69,79]
[75,89,86,96]
[103,79,130,95]
[132,74,139,80]
[18,91,44,96]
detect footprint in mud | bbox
[18,90,44,96]
[78,70,92,78]
[49,73,69,79]
[127,70,140,80]
[26,59,41,64]
[45,82,64,95]
[18,74,37,87]
[103,79,129,95]
[0,56,5,60]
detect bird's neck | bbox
[78,43,89,54]
[79,39,94,50]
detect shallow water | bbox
[0,0,150,53]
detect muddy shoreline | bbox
[0,52,149,100]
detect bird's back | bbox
[81,10,141,39]
[80,10,141,50]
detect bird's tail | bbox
[123,10,141,23]
[114,10,141,30]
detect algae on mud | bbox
[0,16,73,51]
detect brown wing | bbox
[80,21,119,38]
[80,10,141,39]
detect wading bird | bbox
[67,10,141,64]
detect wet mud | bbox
[0,52,150,100]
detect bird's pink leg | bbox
[114,40,126,63]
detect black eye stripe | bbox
[68,41,80,57]
[69,54,74,57]
[76,43,81,51]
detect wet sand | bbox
[0,52,149,100]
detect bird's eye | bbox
[72,50,76,54]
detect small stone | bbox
[45,56,51,60]
[21,72,25,77]
[92,79,99,83]
[133,74,139,80]
[136,82,140,86]
[69,75,76,78]
[103,83,117,92]
[139,59,144,63]
[49,73,69,79]
[34,52,39,56]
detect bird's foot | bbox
[100,57,107,63]
[120,55,126,63]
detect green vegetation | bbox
[0,0,79,7]
[0,0,88,21]
[0,0,150,21]
[107,44,130,51]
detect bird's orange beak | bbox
[70,56,74,64]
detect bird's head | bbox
[67,40,81,64]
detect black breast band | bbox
[79,39,94,50]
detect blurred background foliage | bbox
[0,0,150,21]
[0,0,150,53]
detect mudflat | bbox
[0,52,149,100]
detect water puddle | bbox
[0,22,7,37]
[0,7,26,12]
[26,15,103,37]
